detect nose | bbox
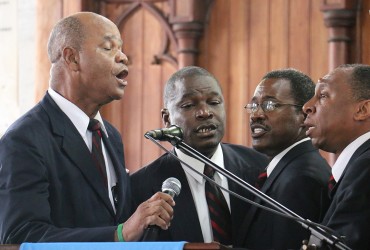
[117,50,129,65]
[196,106,213,119]
[303,98,315,115]
[249,105,265,121]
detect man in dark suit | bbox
[0,12,174,243]
[303,64,370,249]
[130,66,269,246]
[236,69,331,250]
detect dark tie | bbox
[255,170,267,190]
[204,165,232,245]
[328,174,336,193]
[88,119,108,188]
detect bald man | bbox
[0,12,174,243]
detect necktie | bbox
[204,165,232,245]
[88,119,108,188]
[328,174,336,193]
[255,170,267,190]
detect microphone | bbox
[141,177,181,241]
[144,125,183,141]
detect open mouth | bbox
[305,124,315,136]
[116,69,128,80]
[250,124,268,137]
[195,124,217,136]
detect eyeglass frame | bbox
[244,100,303,114]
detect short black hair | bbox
[262,68,315,106]
[338,64,370,101]
[163,66,221,107]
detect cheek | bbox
[169,113,188,128]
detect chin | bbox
[252,143,267,154]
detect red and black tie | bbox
[328,174,336,194]
[255,170,267,190]
[204,165,232,245]
[88,119,108,188]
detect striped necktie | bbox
[88,119,108,188]
[204,165,232,245]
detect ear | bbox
[354,100,370,121]
[161,108,171,128]
[62,47,80,71]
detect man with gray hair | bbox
[0,12,174,243]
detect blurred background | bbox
[1,0,369,173]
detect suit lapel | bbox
[42,94,115,216]
[237,141,314,246]
[330,139,370,198]
[262,141,314,193]
[162,154,204,242]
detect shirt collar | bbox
[48,88,108,137]
[175,144,224,183]
[332,131,370,181]
[267,138,310,176]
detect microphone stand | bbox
[149,134,350,250]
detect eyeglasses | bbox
[244,100,302,114]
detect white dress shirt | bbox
[331,131,370,182]
[48,88,117,212]
[175,144,230,243]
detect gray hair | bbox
[164,66,221,107]
[47,15,85,63]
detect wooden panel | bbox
[361,0,370,64]
[35,0,63,102]
[197,0,332,154]
[269,0,289,69]
[309,0,329,82]
[101,2,177,171]
[227,0,249,145]
[37,0,370,171]
[121,10,145,172]
[141,3,167,168]
[288,0,311,71]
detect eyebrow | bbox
[179,91,223,101]
[103,35,123,46]
[251,95,278,101]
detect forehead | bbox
[83,16,122,45]
[317,68,352,91]
[173,75,222,97]
[253,78,293,100]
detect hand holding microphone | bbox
[142,177,181,241]
[119,177,181,242]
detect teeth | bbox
[253,128,264,133]
[199,128,212,133]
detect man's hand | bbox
[117,192,175,241]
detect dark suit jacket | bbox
[0,93,131,243]
[322,139,370,249]
[236,140,331,250]
[130,143,269,245]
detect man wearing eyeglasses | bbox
[235,69,331,250]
